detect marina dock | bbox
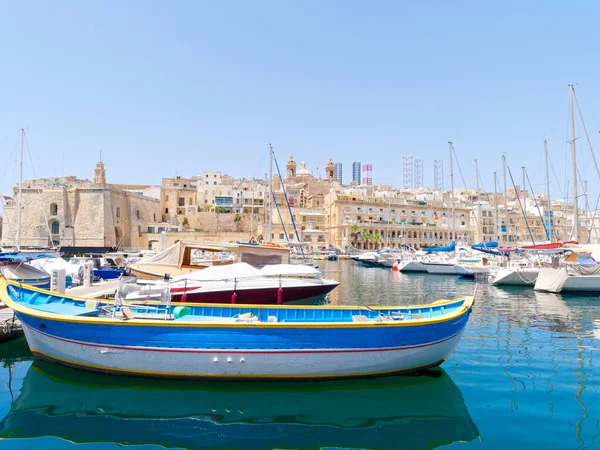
[0,305,22,343]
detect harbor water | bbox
[0,259,598,449]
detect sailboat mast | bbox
[522,166,527,240]
[267,143,273,242]
[449,142,455,241]
[475,159,481,242]
[544,139,552,241]
[250,180,255,237]
[521,166,527,212]
[569,84,579,242]
[502,155,508,243]
[494,171,499,241]
[16,128,24,251]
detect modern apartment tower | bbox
[352,161,361,184]
[335,163,343,183]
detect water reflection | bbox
[0,361,479,450]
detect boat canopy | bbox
[423,242,456,253]
[134,241,290,269]
[471,242,499,249]
[521,241,578,250]
[470,242,504,256]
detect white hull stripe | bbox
[29,325,460,355]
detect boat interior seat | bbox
[352,314,370,322]
[31,303,101,317]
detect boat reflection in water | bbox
[0,361,479,450]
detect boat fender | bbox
[231,292,238,304]
[277,288,283,304]
[173,306,191,319]
[181,292,188,302]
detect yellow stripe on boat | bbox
[0,278,473,329]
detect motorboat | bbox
[354,252,380,267]
[0,253,51,288]
[122,262,339,304]
[490,267,540,286]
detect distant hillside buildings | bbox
[1,156,596,253]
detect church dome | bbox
[297,162,313,177]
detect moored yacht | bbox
[122,262,339,305]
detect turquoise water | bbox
[0,259,599,449]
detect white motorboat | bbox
[354,252,380,267]
[490,267,539,286]
[397,259,428,272]
[0,254,51,288]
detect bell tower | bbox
[326,157,335,181]
[94,161,106,185]
[286,156,297,178]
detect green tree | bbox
[349,224,364,243]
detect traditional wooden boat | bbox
[0,361,479,449]
[0,278,474,379]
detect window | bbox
[178,198,185,206]
[153,213,156,221]
[147,227,155,233]
[165,195,169,201]
[50,221,59,235]
[50,203,58,215]
[136,210,140,220]
[165,208,169,213]
[116,207,121,218]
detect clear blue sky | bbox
[2,0,600,208]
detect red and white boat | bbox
[121,262,339,305]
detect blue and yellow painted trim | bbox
[0,277,474,329]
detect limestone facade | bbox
[1,164,161,252]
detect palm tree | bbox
[373,233,382,249]
[349,225,364,246]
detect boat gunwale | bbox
[0,278,474,329]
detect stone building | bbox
[324,188,473,250]
[0,162,161,253]
[161,176,198,222]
